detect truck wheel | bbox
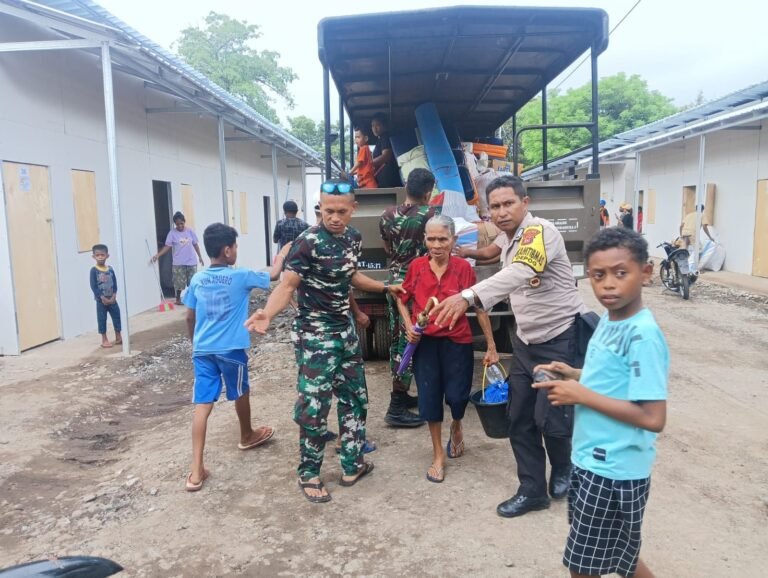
[357,323,373,360]
[373,318,391,360]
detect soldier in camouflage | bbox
[379,168,437,427]
[247,179,404,503]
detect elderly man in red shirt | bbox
[397,214,498,483]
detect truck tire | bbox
[357,323,373,360]
[373,317,391,360]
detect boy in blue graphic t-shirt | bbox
[535,228,668,578]
[182,223,276,492]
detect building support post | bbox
[100,42,130,356]
[632,152,642,231]
[218,116,228,223]
[694,135,707,271]
[271,146,280,255]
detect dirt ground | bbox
[1,278,767,577]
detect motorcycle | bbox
[658,241,695,300]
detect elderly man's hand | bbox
[431,293,469,330]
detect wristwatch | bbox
[461,288,476,307]
[382,280,390,294]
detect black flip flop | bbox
[298,479,331,503]
[339,461,375,487]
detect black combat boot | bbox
[392,378,418,409]
[384,391,425,427]
[403,393,418,409]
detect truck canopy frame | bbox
[318,5,608,167]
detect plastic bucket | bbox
[469,389,510,439]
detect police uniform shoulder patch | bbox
[512,224,547,273]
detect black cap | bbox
[283,200,298,213]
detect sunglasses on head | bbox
[321,181,353,195]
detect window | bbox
[71,169,99,252]
[240,191,249,234]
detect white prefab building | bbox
[524,81,768,279]
[0,0,323,355]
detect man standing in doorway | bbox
[432,175,588,518]
[379,168,437,427]
[273,200,309,250]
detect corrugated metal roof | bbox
[523,79,768,177]
[10,0,323,165]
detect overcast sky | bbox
[99,0,768,124]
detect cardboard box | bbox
[491,160,523,173]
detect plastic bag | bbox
[482,363,509,403]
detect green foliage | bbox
[503,73,680,167]
[176,12,296,124]
[287,116,343,162]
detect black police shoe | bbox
[496,493,551,518]
[549,466,572,500]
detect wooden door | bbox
[181,184,195,229]
[753,180,768,278]
[2,162,60,350]
[682,186,696,221]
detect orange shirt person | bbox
[349,128,378,189]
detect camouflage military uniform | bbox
[379,203,436,387]
[284,224,367,479]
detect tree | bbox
[176,12,296,124]
[287,116,342,161]
[504,73,680,167]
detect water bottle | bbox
[533,369,558,383]
[486,364,506,387]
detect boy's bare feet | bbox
[101,337,113,348]
[238,425,275,450]
[186,468,209,492]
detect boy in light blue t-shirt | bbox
[535,228,668,578]
[182,223,276,492]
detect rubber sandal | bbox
[185,469,209,492]
[298,479,331,503]
[426,465,445,483]
[339,461,374,487]
[238,426,275,450]
[335,440,377,455]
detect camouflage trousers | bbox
[291,325,368,479]
[387,292,413,390]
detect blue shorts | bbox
[192,350,249,404]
